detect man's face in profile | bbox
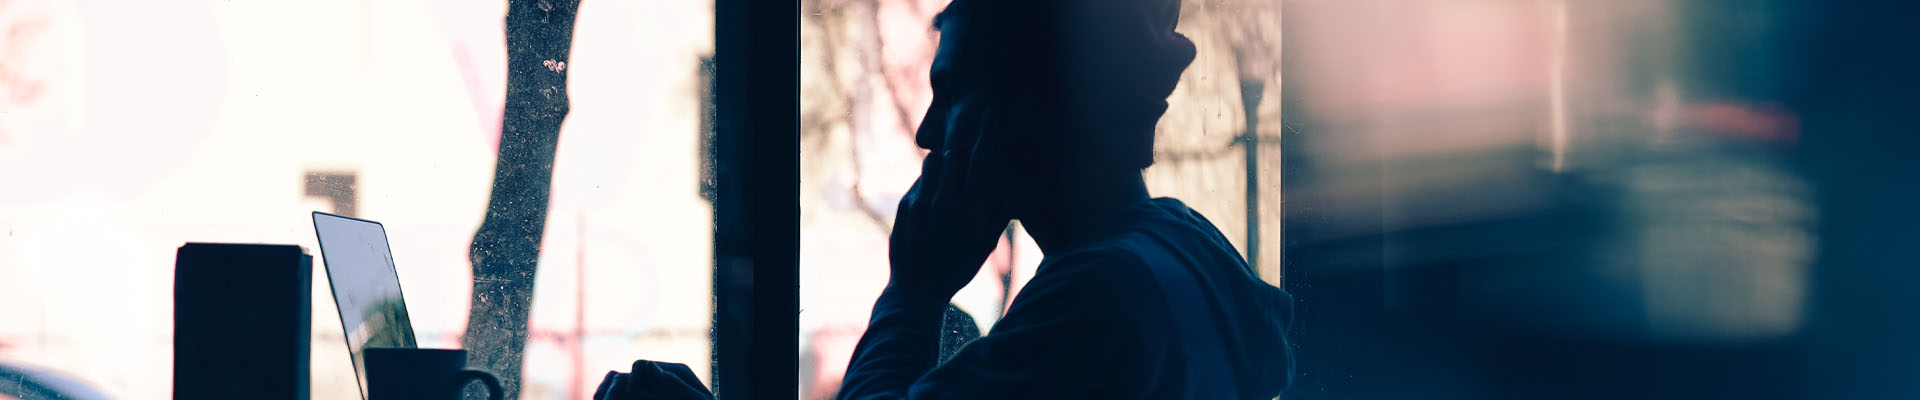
[914,10,1027,215]
[918,8,1079,217]
[920,10,975,153]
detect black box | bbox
[174,243,311,399]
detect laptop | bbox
[312,212,419,399]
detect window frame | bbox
[711,0,801,398]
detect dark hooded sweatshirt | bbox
[838,198,1294,399]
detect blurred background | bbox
[3,0,1918,399]
[1279,0,1814,398]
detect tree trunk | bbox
[464,0,581,398]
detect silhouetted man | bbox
[837,0,1294,398]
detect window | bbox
[797,0,1283,398]
[0,1,718,398]
[10,0,1916,398]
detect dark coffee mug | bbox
[364,348,502,400]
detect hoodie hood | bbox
[1136,197,1296,398]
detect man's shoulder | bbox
[1025,234,1169,299]
[1034,235,1154,277]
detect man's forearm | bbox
[836,287,951,400]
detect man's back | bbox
[838,198,1293,399]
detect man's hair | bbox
[926,0,1196,171]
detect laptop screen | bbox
[313,212,418,399]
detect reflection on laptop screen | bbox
[313,212,418,399]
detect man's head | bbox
[918,0,1195,218]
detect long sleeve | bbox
[835,287,950,400]
[836,250,1172,400]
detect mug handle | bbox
[456,369,504,400]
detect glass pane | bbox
[0,1,713,399]
[1280,0,1854,398]
[798,0,1282,398]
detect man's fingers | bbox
[916,151,944,201]
[933,102,993,212]
[963,104,1008,217]
[934,102,981,207]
